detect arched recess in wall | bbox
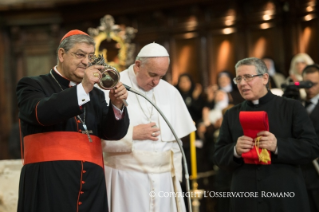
[209,33,235,85]
[171,32,200,85]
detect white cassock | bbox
[101,65,196,212]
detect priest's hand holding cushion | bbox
[257,131,277,152]
[235,135,254,156]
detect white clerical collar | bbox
[310,93,319,105]
[252,99,259,105]
[54,66,77,87]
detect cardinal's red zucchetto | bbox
[60,30,89,43]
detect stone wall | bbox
[0,160,22,212]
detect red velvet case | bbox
[239,111,271,165]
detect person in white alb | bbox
[101,42,196,212]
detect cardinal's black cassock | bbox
[17,69,129,212]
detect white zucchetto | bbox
[137,42,169,57]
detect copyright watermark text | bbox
[149,191,295,198]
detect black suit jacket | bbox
[302,99,319,190]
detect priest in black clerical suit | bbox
[302,65,319,212]
[214,58,319,212]
[16,30,129,212]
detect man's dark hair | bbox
[302,64,319,75]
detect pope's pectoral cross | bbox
[82,124,93,142]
